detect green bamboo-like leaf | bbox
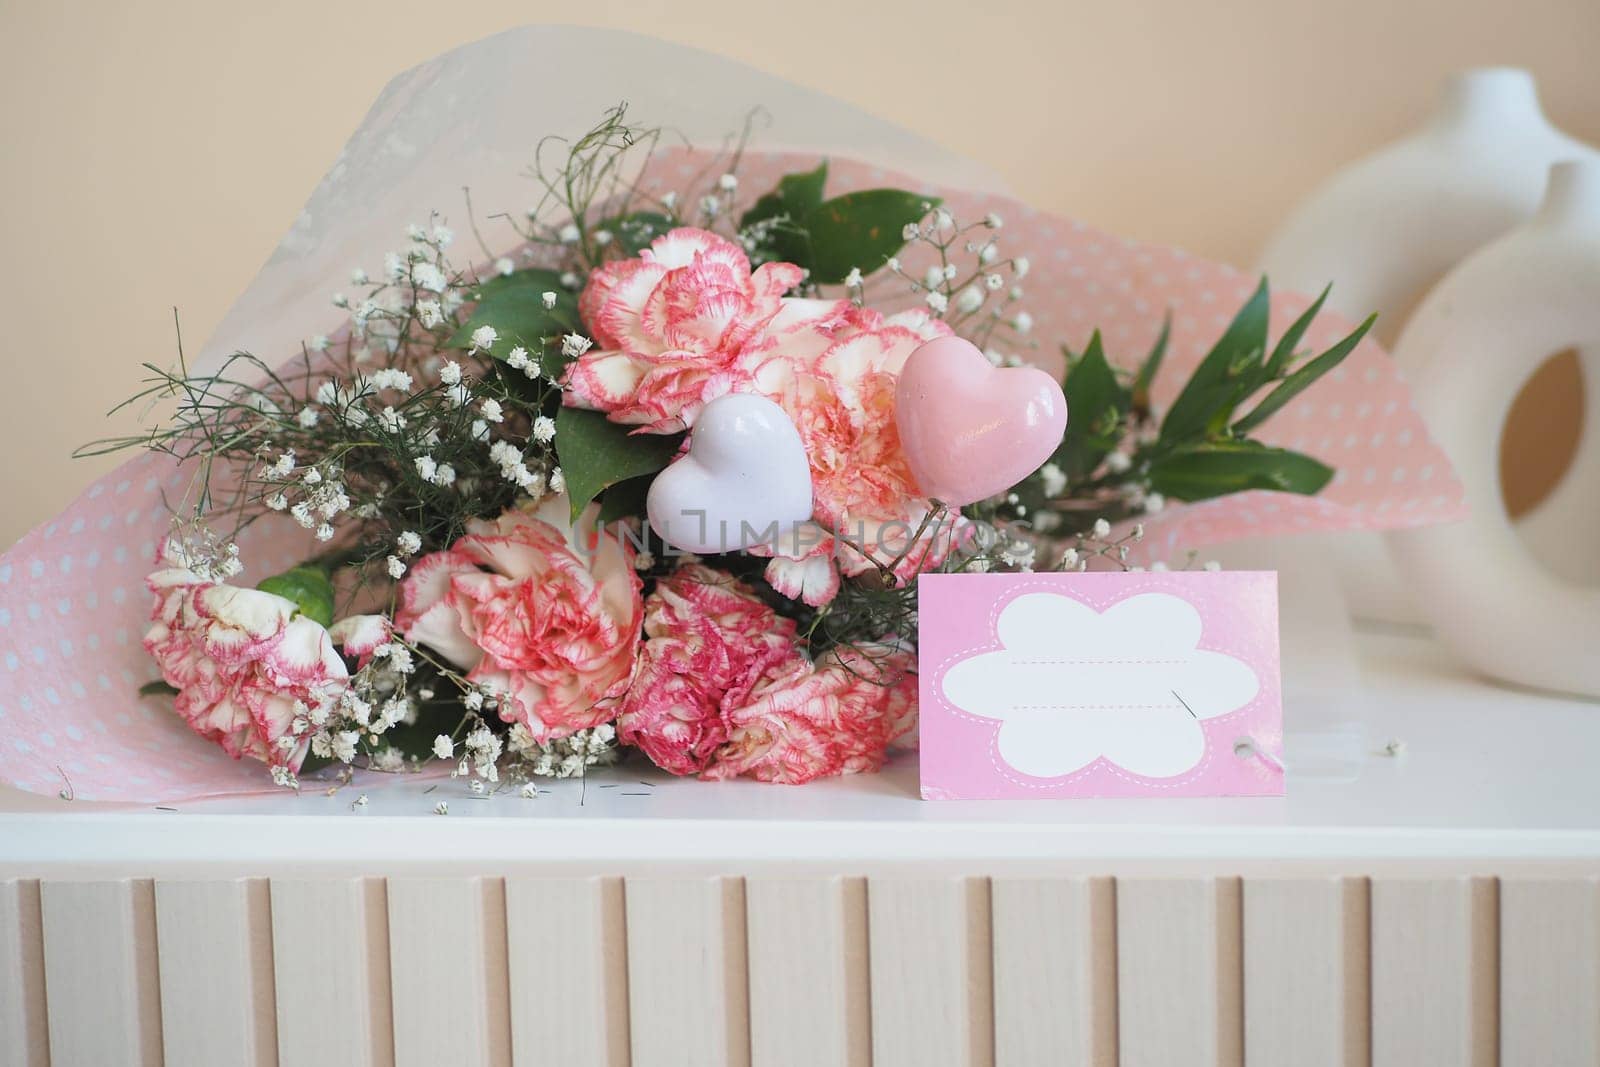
[1055,331,1130,481]
[1148,439,1333,501]
[1131,312,1172,412]
[554,407,683,521]
[257,566,337,627]
[799,189,937,284]
[740,161,829,230]
[1262,284,1331,380]
[1234,313,1376,434]
[449,269,578,361]
[1160,278,1270,443]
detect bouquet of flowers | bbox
[0,32,1462,803]
[74,105,1393,792]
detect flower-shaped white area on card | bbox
[940,592,1258,779]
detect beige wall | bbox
[3,0,1597,547]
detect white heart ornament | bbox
[646,394,814,555]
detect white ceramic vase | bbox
[1386,161,1600,698]
[1258,67,1600,623]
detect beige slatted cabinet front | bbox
[8,870,1600,1061]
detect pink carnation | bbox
[395,496,644,740]
[762,307,958,606]
[615,564,805,774]
[616,564,917,784]
[144,567,348,773]
[705,646,918,785]
[564,228,825,433]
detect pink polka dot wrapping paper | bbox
[0,148,1465,803]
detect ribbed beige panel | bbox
[1500,877,1600,1065]
[154,879,277,1067]
[505,876,630,1067]
[269,878,394,1067]
[40,879,164,1066]
[625,877,751,1067]
[867,876,995,1067]
[1116,877,1243,1067]
[387,877,512,1067]
[745,876,870,1067]
[991,876,1116,1066]
[0,879,49,1067]
[1243,877,1370,1067]
[1371,877,1498,1067]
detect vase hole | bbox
[1500,346,1598,585]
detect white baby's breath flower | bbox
[985,273,1004,292]
[309,334,330,353]
[548,467,566,494]
[956,286,984,314]
[350,267,370,285]
[289,502,315,529]
[633,550,655,572]
[386,556,406,579]
[558,223,581,244]
[1013,311,1034,335]
[470,419,490,442]
[560,333,592,359]
[980,244,999,265]
[414,455,438,483]
[1092,518,1112,538]
[560,271,579,289]
[412,262,448,294]
[1039,462,1067,498]
[985,211,1004,229]
[446,383,470,407]
[699,194,720,218]
[718,173,738,192]
[1014,256,1031,279]
[315,523,335,542]
[925,290,949,314]
[531,416,556,444]
[480,398,504,423]
[1105,451,1132,474]
[1143,492,1166,514]
[296,407,319,429]
[432,735,454,760]
[433,801,449,816]
[416,300,443,329]
[843,267,863,289]
[378,406,405,433]
[433,463,456,487]
[540,290,558,310]
[265,492,288,511]
[467,326,496,353]
[439,360,463,385]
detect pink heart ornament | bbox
[646,393,814,555]
[894,336,1069,506]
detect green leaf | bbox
[1261,284,1331,380]
[554,407,683,521]
[740,161,829,230]
[1160,278,1271,443]
[1233,313,1376,434]
[798,189,937,284]
[597,211,675,256]
[597,473,655,524]
[257,566,336,627]
[1131,312,1171,412]
[1055,331,1130,481]
[449,268,577,361]
[138,680,178,698]
[1148,440,1333,501]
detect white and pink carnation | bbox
[144,566,347,773]
[614,563,805,775]
[616,563,917,784]
[395,495,644,740]
[761,306,959,606]
[563,227,836,433]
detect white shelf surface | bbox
[2,631,1598,875]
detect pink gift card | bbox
[918,571,1284,799]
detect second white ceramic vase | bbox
[1258,67,1600,623]
[1386,161,1600,698]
